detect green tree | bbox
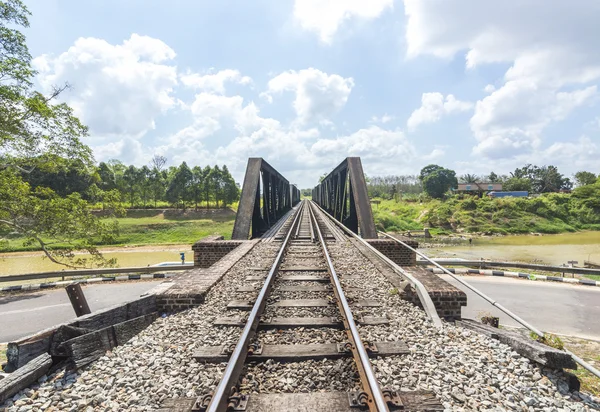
[123,165,140,208]
[503,177,532,192]
[166,162,193,209]
[487,172,501,183]
[138,165,151,207]
[0,170,122,268]
[148,155,167,207]
[202,165,212,209]
[191,166,204,210]
[574,171,597,187]
[221,165,239,207]
[209,165,223,207]
[459,174,479,184]
[419,164,458,199]
[0,0,118,267]
[0,0,91,170]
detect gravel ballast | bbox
[2,230,600,411]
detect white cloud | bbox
[264,68,354,124]
[293,0,393,44]
[484,84,496,93]
[407,92,472,131]
[371,114,394,124]
[180,68,252,94]
[404,0,600,159]
[33,34,178,137]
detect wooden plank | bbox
[5,295,158,372]
[398,390,444,411]
[244,391,442,412]
[0,353,52,404]
[272,299,331,307]
[246,392,353,412]
[227,300,254,310]
[63,327,117,370]
[246,276,266,281]
[280,267,327,272]
[113,313,157,345]
[279,275,329,282]
[194,341,408,363]
[63,313,157,370]
[157,397,196,412]
[457,319,577,369]
[277,285,332,292]
[214,316,342,328]
[50,325,92,357]
[237,285,258,292]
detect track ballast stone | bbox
[326,240,600,411]
[2,237,600,411]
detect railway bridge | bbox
[1,157,595,412]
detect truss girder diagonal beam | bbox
[312,157,377,239]
[232,158,300,239]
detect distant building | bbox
[454,183,503,193]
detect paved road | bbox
[441,275,600,340]
[2,276,599,343]
[0,281,162,342]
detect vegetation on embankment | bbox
[0,209,236,252]
[373,191,600,235]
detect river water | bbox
[2,231,600,275]
[426,231,600,266]
[0,246,192,276]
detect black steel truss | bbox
[232,158,301,239]
[312,157,377,238]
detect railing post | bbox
[65,283,91,317]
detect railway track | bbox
[180,200,441,411]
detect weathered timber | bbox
[156,397,196,412]
[456,319,577,369]
[160,391,443,412]
[0,353,52,404]
[279,275,329,282]
[5,292,158,372]
[271,299,331,307]
[214,316,388,328]
[227,299,332,310]
[245,275,267,281]
[237,284,333,292]
[279,266,327,271]
[63,313,157,370]
[49,325,92,357]
[194,341,409,362]
[360,316,389,325]
[278,285,332,292]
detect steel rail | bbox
[379,231,600,380]
[311,201,443,329]
[307,202,389,412]
[205,201,305,412]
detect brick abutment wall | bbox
[366,237,418,266]
[192,235,243,268]
[367,235,467,320]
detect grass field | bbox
[0,209,236,252]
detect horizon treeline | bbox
[18,155,240,210]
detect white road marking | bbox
[0,303,70,316]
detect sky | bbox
[23,0,600,188]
